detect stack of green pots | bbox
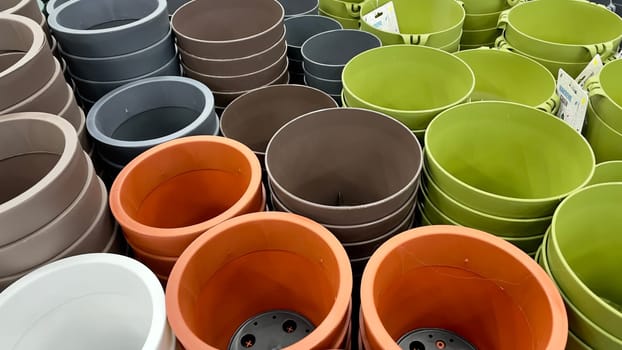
[461,0,516,49]
[420,101,595,257]
[359,0,463,52]
[496,0,622,78]
[537,182,622,350]
[342,45,475,143]
[318,0,363,29]
[585,59,622,162]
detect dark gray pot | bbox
[284,15,342,61]
[303,66,343,95]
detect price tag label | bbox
[557,69,589,133]
[575,54,604,88]
[363,1,400,34]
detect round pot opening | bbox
[55,0,158,31]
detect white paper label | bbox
[557,69,589,133]
[575,54,604,88]
[363,1,400,34]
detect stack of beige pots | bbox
[0,14,88,151]
[460,0,516,49]
[174,0,289,111]
[0,112,122,291]
[48,0,179,111]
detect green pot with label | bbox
[584,101,622,163]
[319,8,360,29]
[498,0,622,62]
[586,59,622,133]
[454,48,559,113]
[587,161,622,186]
[342,45,474,130]
[359,0,464,47]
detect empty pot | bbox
[587,160,622,186]
[587,58,622,133]
[278,0,319,17]
[425,101,595,218]
[166,212,352,349]
[266,107,422,226]
[584,101,622,162]
[301,29,381,80]
[285,15,342,61]
[86,76,219,166]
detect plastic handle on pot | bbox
[497,10,510,31]
[494,36,515,52]
[400,33,430,45]
[585,42,615,59]
[506,0,521,7]
[536,94,561,114]
[454,0,464,7]
[585,77,607,98]
[345,3,361,18]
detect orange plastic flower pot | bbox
[360,225,567,350]
[166,212,353,350]
[109,136,262,257]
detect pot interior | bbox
[0,20,35,53]
[599,60,622,108]
[56,0,158,30]
[362,0,463,34]
[588,161,622,186]
[0,153,59,204]
[0,0,21,11]
[0,52,24,71]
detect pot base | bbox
[228,310,315,350]
[397,328,475,350]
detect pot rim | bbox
[265,107,423,212]
[500,37,592,65]
[212,62,290,103]
[588,99,622,137]
[301,29,382,69]
[303,63,341,83]
[592,59,622,113]
[284,15,343,49]
[424,100,596,205]
[588,160,622,186]
[165,211,353,350]
[341,201,415,248]
[318,7,359,23]
[58,83,83,130]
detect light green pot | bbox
[585,102,622,163]
[498,0,622,62]
[455,48,558,112]
[464,10,502,30]
[425,101,595,219]
[567,332,592,350]
[461,27,501,45]
[419,187,545,253]
[319,8,360,29]
[441,35,461,53]
[587,161,622,186]
[548,183,622,339]
[541,229,622,348]
[342,45,474,130]
[359,0,464,47]
[586,59,622,133]
[422,165,552,238]
[460,42,494,49]
[319,0,362,19]
[462,0,517,15]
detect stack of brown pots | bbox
[0,14,88,151]
[109,136,266,285]
[0,112,122,291]
[174,0,289,111]
[47,0,179,111]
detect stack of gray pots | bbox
[300,29,381,105]
[278,0,319,18]
[0,112,125,292]
[47,0,179,111]
[174,0,289,111]
[86,76,220,186]
[284,15,342,84]
[265,108,423,278]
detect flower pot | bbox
[182,48,288,92]
[301,29,380,80]
[319,8,360,29]
[285,15,342,61]
[319,0,362,19]
[47,0,169,57]
[463,10,502,30]
[166,212,352,349]
[212,67,290,108]
[171,0,285,59]
[0,253,175,350]
[360,225,568,350]
[587,58,622,133]
[587,160,622,186]
[303,68,342,95]
[0,113,89,246]
[179,31,286,77]
[359,0,464,47]
[220,84,337,165]
[71,53,180,101]
[109,136,263,257]
[86,76,219,166]
[585,101,622,163]
[461,0,516,14]
[460,27,501,45]
[0,14,56,111]
[60,28,176,82]
[278,0,319,17]
[266,108,422,226]
[548,183,622,338]
[439,34,461,53]
[342,45,475,131]
[425,101,595,218]
[454,48,558,112]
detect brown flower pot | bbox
[212,68,290,108]
[166,212,353,349]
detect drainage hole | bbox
[305,329,310,333]
[282,319,297,333]
[449,339,454,343]
[241,334,256,348]
[436,340,446,349]
[272,315,277,320]
[410,341,425,350]
[253,322,258,326]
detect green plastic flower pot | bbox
[548,183,622,339]
[567,332,592,350]
[587,161,622,186]
[319,8,359,29]
[359,0,464,47]
[319,0,362,19]
[425,101,595,219]
[463,10,502,30]
[461,42,495,49]
[585,101,622,163]
[462,0,517,14]
[454,48,558,112]
[422,164,552,238]
[420,188,545,253]
[440,35,461,53]
[342,45,475,130]
[498,0,622,62]
[586,59,622,133]
[540,231,622,349]
[461,27,501,45]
